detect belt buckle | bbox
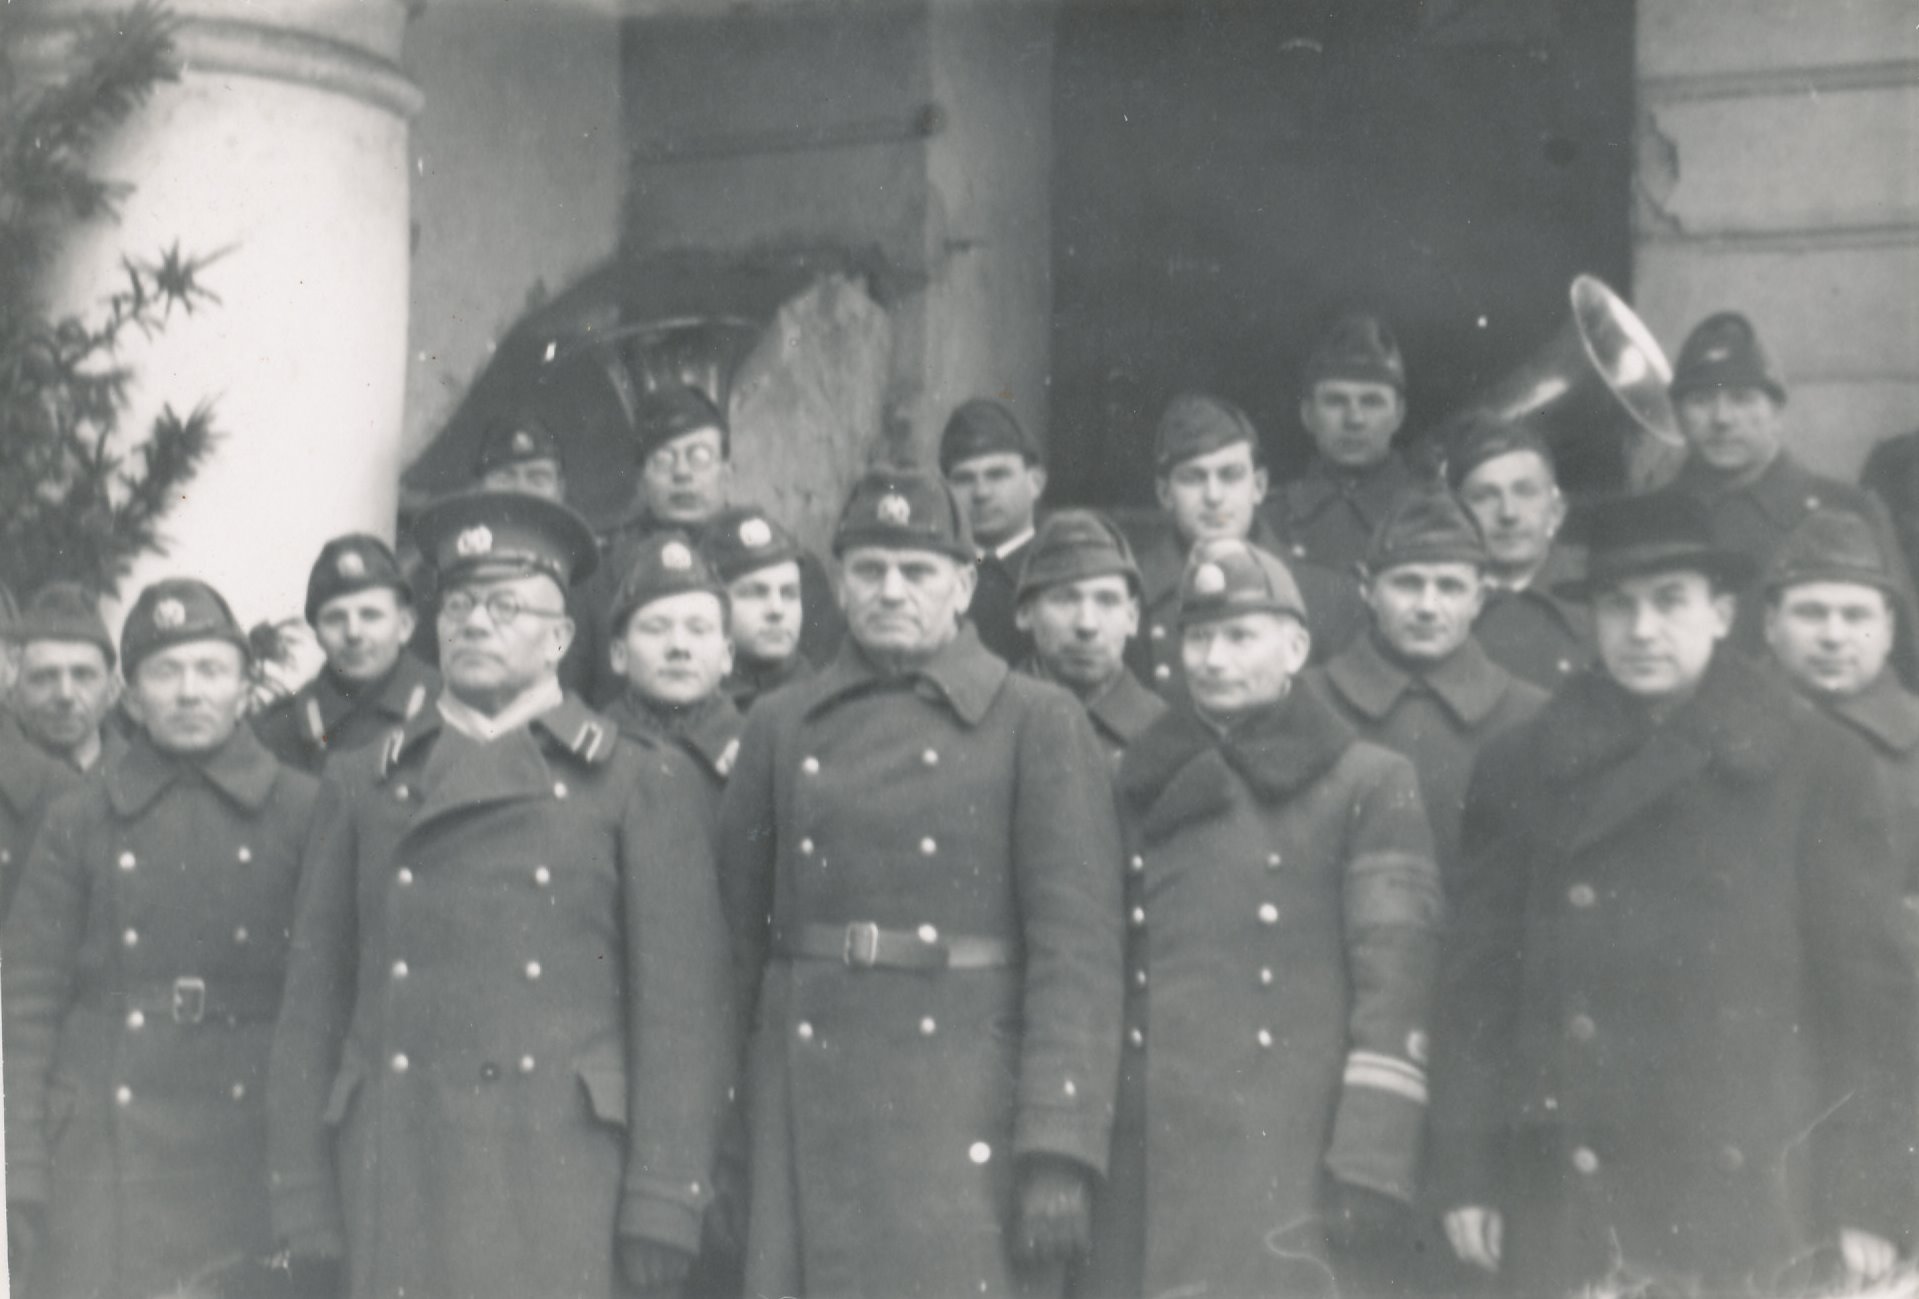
[171,977,206,1025]
[843,922,880,968]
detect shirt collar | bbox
[106,724,280,818]
[982,527,1036,563]
[806,621,1007,727]
[1324,630,1512,726]
[438,677,566,743]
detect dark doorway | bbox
[1047,0,1636,506]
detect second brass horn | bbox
[1442,275,1682,493]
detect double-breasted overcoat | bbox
[1429,653,1917,1296]
[1262,452,1417,575]
[720,626,1124,1299]
[4,726,318,1299]
[267,694,736,1299]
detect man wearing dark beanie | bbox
[939,398,1047,664]
[0,581,77,920]
[12,582,119,773]
[702,505,814,712]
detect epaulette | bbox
[714,736,740,779]
[304,697,328,749]
[379,728,407,779]
[403,683,428,720]
[568,718,614,765]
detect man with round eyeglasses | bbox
[269,489,735,1299]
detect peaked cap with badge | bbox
[1303,312,1406,393]
[701,505,803,585]
[1557,490,1756,601]
[19,582,115,665]
[1670,311,1786,405]
[474,413,565,478]
[608,530,727,633]
[831,464,973,562]
[1016,509,1142,603]
[1179,538,1308,627]
[304,533,412,624]
[412,489,599,588]
[121,578,250,676]
[1154,392,1259,473]
[939,399,1043,474]
[1364,483,1489,574]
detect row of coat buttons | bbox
[390,1053,538,1077]
[1564,1144,1744,1175]
[1128,902,1282,928]
[393,865,554,888]
[113,1081,250,1105]
[122,928,251,947]
[800,750,940,776]
[118,846,255,871]
[1127,851,1282,875]
[799,836,940,857]
[390,959,542,982]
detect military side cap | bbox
[1303,313,1406,392]
[702,506,803,584]
[939,399,1041,474]
[1179,538,1308,628]
[832,464,972,562]
[1446,411,1556,490]
[1765,508,1900,596]
[412,489,599,588]
[304,533,412,625]
[608,531,727,632]
[121,577,249,676]
[19,582,115,665]
[1365,484,1489,574]
[1016,509,1141,603]
[1556,490,1755,601]
[0,581,17,641]
[635,384,728,464]
[1154,392,1258,472]
[1670,311,1786,404]
[474,414,565,478]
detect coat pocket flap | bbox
[321,1057,366,1127]
[577,1067,628,1128]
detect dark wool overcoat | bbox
[251,652,439,775]
[267,695,735,1299]
[1261,451,1417,575]
[3,726,318,1299]
[1471,545,1593,690]
[1429,653,1917,1297]
[720,626,1124,1299]
[0,710,77,919]
[1081,687,1443,1299]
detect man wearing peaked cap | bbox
[12,582,118,774]
[940,398,1047,665]
[1448,414,1593,688]
[1130,392,1366,696]
[603,532,744,803]
[5,575,322,1298]
[1082,532,1441,1299]
[0,578,79,923]
[592,385,844,702]
[1265,312,1420,576]
[1429,489,1914,1294]
[1310,485,1546,893]
[720,462,1123,1298]
[1763,509,1919,930]
[253,535,440,775]
[1012,509,1165,760]
[1668,311,1917,675]
[703,505,813,712]
[269,488,735,1299]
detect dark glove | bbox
[8,1201,45,1287]
[1013,1155,1093,1266]
[1321,1177,1409,1253]
[619,1238,692,1292]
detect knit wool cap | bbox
[1445,412,1557,490]
[1765,508,1900,597]
[1364,485,1490,574]
[19,582,115,666]
[304,534,412,625]
[1016,509,1142,603]
[832,465,973,563]
[121,578,250,677]
[1154,392,1259,472]
[474,414,565,479]
[635,384,729,464]
[1302,313,1406,393]
[939,399,1042,474]
[1178,538,1309,628]
[608,530,728,634]
[1670,312,1787,405]
[701,506,803,584]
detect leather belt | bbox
[86,977,282,1026]
[774,922,1017,971]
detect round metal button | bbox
[230,1083,247,1101]
[552,782,568,800]
[919,1017,937,1037]
[1266,852,1282,870]
[1128,854,1144,874]
[799,838,815,856]
[233,926,250,945]
[796,1021,814,1041]
[1259,967,1275,987]
[236,845,253,864]
[127,1010,146,1030]
[524,961,542,981]
[519,1055,537,1074]
[1150,624,1167,641]
[1133,969,1148,989]
[1257,1029,1274,1049]
[534,866,551,887]
[390,1053,410,1074]
[917,924,940,944]
[1569,1014,1597,1042]
[122,928,139,948]
[1571,1146,1599,1174]
[921,749,939,767]
[1127,1027,1145,1048]
[1129,906,1146,929]
[1257,903,1280,925]
[118,851,136,872]
[1153,664,1171,681]
[801,756,821,775]
[919,837,937,856]
[1568,884,1596,909]
[1557,659,1574,674]
[969,1142,992,1164]
[115,1085,132,1106]
[392,960,409,980]
[396,867,414,886]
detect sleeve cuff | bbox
[1014,1103,1114,1178]
[618,1190,703,1255]
[1324,1054,1429,1202]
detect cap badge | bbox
[153,598,188,629]
[456,525,494,557]
[510,430,536,456]
[336,552,367,579]
[1192,563,1228,596]
[661,541,694,571]
[877,493,912,526]
[740,518,773,549]
[1702,345,1730,363]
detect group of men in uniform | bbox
[1,304,1918,1299]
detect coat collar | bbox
[1280,453,1413,524]
[1118,683,1356,843]
[306,653,436,735]
[1824,670,1919,756]
[1675,450,1831,530]
[1016,659,1166,749]
[106,725,280,818]
[384,689,616,776]
[723,653,812,709]
[1323,631,1514,727]
[804,622,1007,728]
[0,713,59,820]
[608,691,745,777]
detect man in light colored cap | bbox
[1013,508,1165,759]
[5,576,321,1297]
[1448,413,1592,687]
[253,534,439,775]
[1130,391,1364,694]
[721,464,1123,1299]
[940,398,1048,664]
[1668,310,1915,668]
[0,578,77,921]
[1083,535,1441,1299]
[702,505,814,711]
[1265,312,1419,574]
[1311,484,1546,891]
[269,489,735,1299]
[1432,490,1913,1296]
[11,581,118,773]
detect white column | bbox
[10,0,418,630]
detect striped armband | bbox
[1343,1049,1428,1105]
